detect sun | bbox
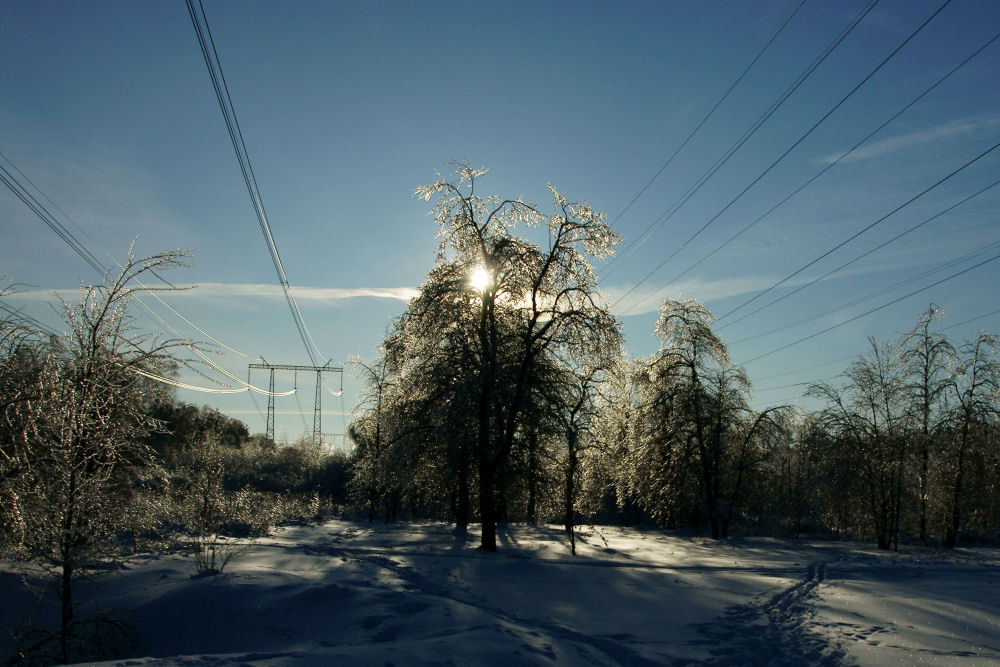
[469,267,491,292]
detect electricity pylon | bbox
[248,358,343,445]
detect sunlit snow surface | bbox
[4,522,1000,665]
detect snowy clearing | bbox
[3,521,1000,665]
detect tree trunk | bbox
[947,454,964,549]
[456,454,470,530]
[919,441,929,543]
[479,458,497,552]
[526,426,538,525]
[564,430,578,555]
[60,470,77,664]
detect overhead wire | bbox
[726,178,1000,343]
[753,375,839,393]
[0,162,106,276]
[729,238,1000,354]
[133,368,250,394]
[186,0,325,367]
[0,150,291,397]
[0,300,60,337]
[0,151,246,357]
[747,304,1000,400]
[713,138,1000,327]
[752,355,857,383]
[629,24,1000,315]
[602,0,809,278]
[735,250,1000,366]
[941,308,1000,333]
[606,0,880,304]
[614,0,954,311]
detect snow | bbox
[4,522,1000,665]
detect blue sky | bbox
[3,0,999,444]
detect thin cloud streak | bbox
[9,282,420,304]
[184,282,419,303]
[818,115,1000,165]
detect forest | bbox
[2,166,999,663]
[349,164,1000,554]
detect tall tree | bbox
[942,332,999,548]
[625,300,779,537]
[901,305,954,542]
[544,361,609,554]
[809,337,909,550]
[413,162,621,551]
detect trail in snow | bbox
[683,560,848,666]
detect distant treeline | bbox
[352,298,1000,551]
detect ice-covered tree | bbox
[809,337,910,550]
[942,332,999,548]
[4,249,188,661]
[407,162,621,551]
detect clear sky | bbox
[3,0,999,445]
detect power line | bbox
[0,162,106,276]
[727,241,1000,381]
[630,25,1000,315]
[726,178,1000,342]
[752,355,857,383]
[602,0,809,278]
[614,0,955,312]
[714,139,1000,326]
[186,0,325,366]
[744,305,1000,394]
[941,308,1000,333]
[736,251,1000,366]
[607,0,880,306]
[1,150,246,357]
[0,150,292,397]
[0,300,59,337]
[753,375,840,393]
[729,238,1000,354]
[133,368,251,394]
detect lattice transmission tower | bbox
[248,358,343,444]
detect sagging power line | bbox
[627,18,998,317]
[186,0,326,367]
[0,151,289,397]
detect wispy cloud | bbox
[818,116,1000,165]
[179,282,419,303]
[184,283,417,301]
[8,282,419,304]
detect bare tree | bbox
[349,350,398,523]
[809,337,909,550]
[6,248,189,662]
[942,332,999,548]
[901,305,954,543]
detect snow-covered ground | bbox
[4,521,1000,665]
